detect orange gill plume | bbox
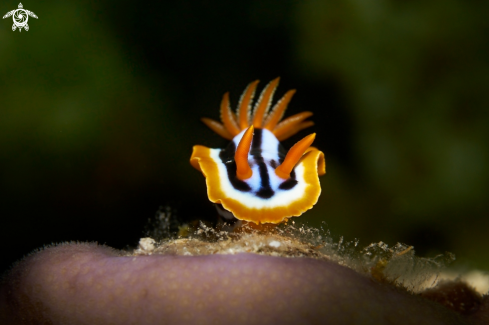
[272,112,314,141]
[237,80,260,129]
[275,133,316,179]
[201,78,314,141]
[235,126,254,180]
[220,92,241,137]
[252,77,280,128]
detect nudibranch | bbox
[190,78,325,224]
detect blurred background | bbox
[1,0,488,275]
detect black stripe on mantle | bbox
[218,128,298,196]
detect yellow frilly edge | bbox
[190,145,326,224]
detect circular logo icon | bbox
[13,9,28,28]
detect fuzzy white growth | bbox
[269,240,281,248]
[137,237,156,252]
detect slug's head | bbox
[191,79,325,224]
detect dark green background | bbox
[1,0,488,275]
